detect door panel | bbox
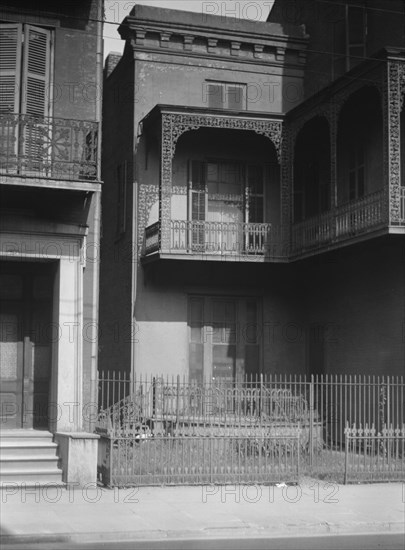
[0,263,53,429]
[0,311,23,428]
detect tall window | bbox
[203,81,247,110]
[346,5,367,70]
[0,24,52,167]
[188,160,265,250]
[0,24,51,117]
[188,296,261,384]
[333,5,367,78]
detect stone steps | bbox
[0,430,64,487]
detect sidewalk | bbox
[1,479,404,545]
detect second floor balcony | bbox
[144,187,402,262]
[291,189,395,256]
[145,220,287,261]
[140,52,404,265]
[0,113,99,185]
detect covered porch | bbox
[139,105,288,263]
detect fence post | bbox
[309,375,314,469]
[386,376,390,429]
[344,426,349,485]
[176,374,180,425]
[260,373,263,417]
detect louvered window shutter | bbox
[189,160,206,249]
[0,24,22,114]
[21,25,51,118]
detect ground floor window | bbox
[188,295,261,384]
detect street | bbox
[3,533,405,550]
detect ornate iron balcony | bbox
[291,189,388,254]
[0,113,99,181]
[144,220,286,259]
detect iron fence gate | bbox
[96,373,405,486]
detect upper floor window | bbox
[333,5,367,78]
[0,23,52,117]
[346,5,367,69]
[203,81,247,111]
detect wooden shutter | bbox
[189,298,204,384]
[207,83,223,109]
[189,161,206,249]
[21,25,51,118]
[0,24,22,114]
[20,26,51,170]
[227,84,245,111]
[244,300,260,377]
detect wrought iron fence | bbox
[0,113,98,181]
[98,433,300,487]
[96,372,405,486]
[344,424,405,483]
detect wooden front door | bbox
[0,263,53,429]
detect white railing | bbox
[170,220,272,255]
[143,190,397,260]
[292,211,332,252]
[335,190,385,238]
[292,190,386,253]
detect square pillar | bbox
[55,432,99,486]
[386,60,403,226]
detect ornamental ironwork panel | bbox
[0,114,98,181]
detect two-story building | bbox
[0,0,103,486]
[100,2,404,385]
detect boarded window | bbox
[204,81,247,110]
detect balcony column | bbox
[329,101,338,241]
[281,123,292,255]
[385,59,403,226]
[160,114,174,251]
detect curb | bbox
[1,521,404,546]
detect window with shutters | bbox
[188,160,265,251]
[188,296,261,384]
[0,23,51,116]
[203,81,247,110]
[332,6,367,78]
[0,23,52,168]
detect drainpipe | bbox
[89,2,103,431]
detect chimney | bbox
[104,52,122,79]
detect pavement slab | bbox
[0,481,404,545]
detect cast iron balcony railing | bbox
[291,189,388,255]
[144,220,282,258]
[144,189,400,261]
[0,113,99,181]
